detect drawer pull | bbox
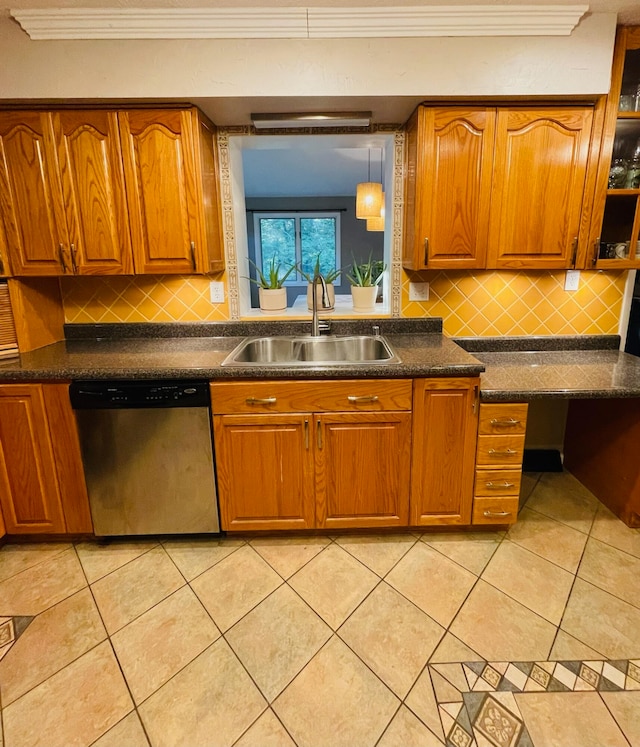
[347,395,379,404]
[483,510,512,518]
[485,481,515,489]
[488,448,517,457]
[489,418,521,427]
[245,397,277,405]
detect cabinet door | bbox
[316,412,411,529]
[487,108,593,269]
[0,384,66,533]
[213,413,315,531]
[194,112,225,273]
[120,110,200,274]
[404,107,494,270]
[53,111,133,275]
[411,378,479,526]
[0,112,69,276]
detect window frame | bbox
[253,211,342,287]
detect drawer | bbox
[210,379,413,414]
[479,403,528,435]
[476,434,525,466]
[472,496,520,525]
[475,469,522,496]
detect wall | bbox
[0,12,617,103]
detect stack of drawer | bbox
[473,402,528,525]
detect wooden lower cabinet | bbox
[213,409,411,531]
[317,412,411,529]
[211,379,413,531]
[410,378,480,525]
[213,414,315,531]
[0,383,92,535]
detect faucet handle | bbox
[372,324,381,337]
[318,320,331,334]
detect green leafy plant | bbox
[346,254,386,287]
[297,255,341,284]
[247,257,296,289]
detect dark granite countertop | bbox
[2,323,640,399]
[0,320,484,381]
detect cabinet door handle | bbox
[347,395,379,404]
[423,237,429,266]
[485,481,515,489]
[488,448,517,457]
[489,418,520,427]
[0,257,4,275]
[190,240,196,269]
[483,510,512,518]
[592,237,600,266]
[317,419,323,449]
[58,243,68,273]
[304,418,309,450]
[70,243,78,274]
[473,385,479,414]
[245,397,276,405]
[571,236,578,267]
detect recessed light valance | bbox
[10,5,589,41]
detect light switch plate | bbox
[409,282,429,301]
[209,281,225,303]
[564,270,580,292]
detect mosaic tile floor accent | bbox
[0,616,34,661]
[430,659,640,747]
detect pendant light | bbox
[366,194,385,231]
[366,150,385,231]
[356,149,383,219]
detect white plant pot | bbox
[351,285,378,313]
[306,283,335,312]
[258,287,287,314]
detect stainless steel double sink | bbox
[221,335,401,367]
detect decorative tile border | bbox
[429,660,640,747]
[0,616,34,661]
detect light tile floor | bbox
[1,471,639,747]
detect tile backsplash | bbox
[61,269,626,337]
[402,270,626,336]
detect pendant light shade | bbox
[366,192,385,231]
[356,181,383,219]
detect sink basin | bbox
[221,335,401,367]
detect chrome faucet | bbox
[311,271,334,337]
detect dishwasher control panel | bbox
[70,381,211,409]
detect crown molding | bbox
[10,5,589,41]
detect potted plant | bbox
[347,255,386,312]
[299,255,341,311]
[248,257,295,314]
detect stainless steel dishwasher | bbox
[70,380,220,536]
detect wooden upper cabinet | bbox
[587,27,640,269]
[487,107,594,269]
[0,112,69,276]
[410,377,479,526]
[120,108,224,274]
[403,107,495,270]
[52,111,133,275]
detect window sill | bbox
[241,294,390,319]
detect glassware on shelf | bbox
[620,94,635,111]
[626,139,640,189]
[609,157,628,188]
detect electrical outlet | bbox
[564,270,580,292]
[409,282,429,302]
[209,281,225,303]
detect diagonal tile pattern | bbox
[0,470,639,747]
